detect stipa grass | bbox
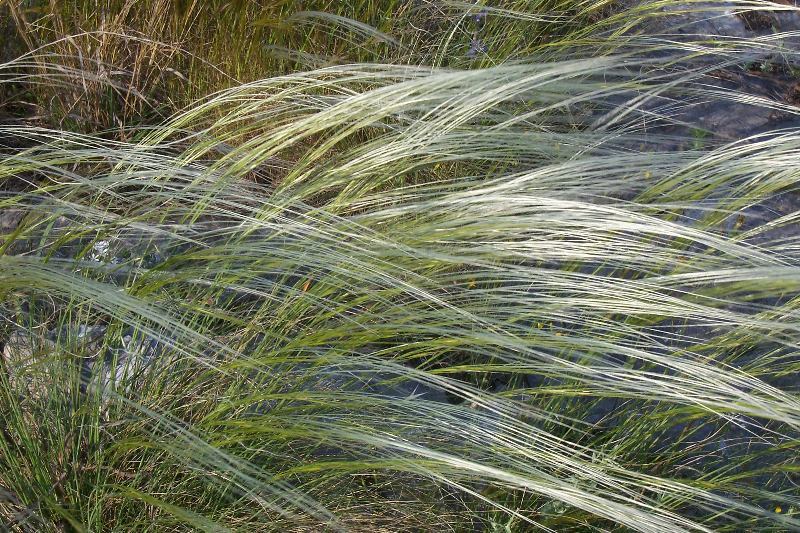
[3,4,800,533]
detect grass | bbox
[0,0,677,130]
[2,0,800,531]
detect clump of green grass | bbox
[2,1,800,531]
[0,0,684,131]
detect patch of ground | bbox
[736,9,778,31]
[788,81,800,105]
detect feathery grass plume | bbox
[3,1,800,531]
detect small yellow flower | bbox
[775,506,782,514]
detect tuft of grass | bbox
[2,1,800,531]
[1,0,710,130]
